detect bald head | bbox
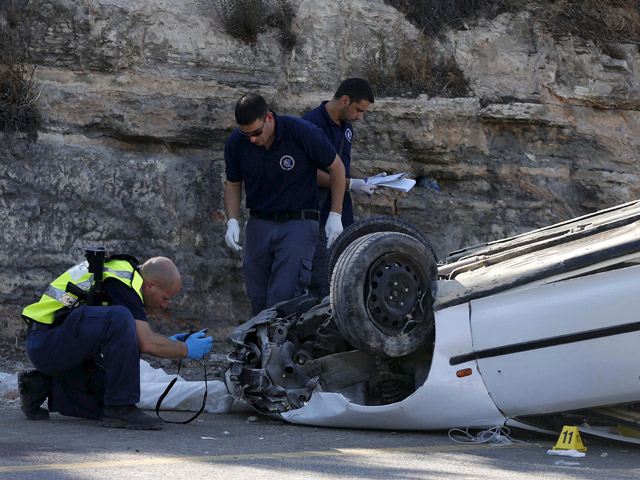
[140,257,181,288]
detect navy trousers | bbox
[308,227,330,300]
[244,217,318,315]
[26,305,140,419]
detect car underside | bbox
[225,200,640,444]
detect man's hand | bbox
[225,218,242,251]
[169,332,189,342]
[185,332,213,359]
[325,212,343,249]
[349,178,377,195]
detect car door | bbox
[466,263,640,417]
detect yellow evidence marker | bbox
[553,425,587,452]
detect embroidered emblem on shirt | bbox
[345,129,353,143]
[280,155,295,170]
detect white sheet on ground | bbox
[137,360,233,413]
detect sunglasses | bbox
[239,116,267,138]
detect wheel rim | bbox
[365,252,428,336]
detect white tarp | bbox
[1,361,234,413]
[137,360,233,413]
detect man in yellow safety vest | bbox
[20,253,213,430]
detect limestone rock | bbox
[1,0,639,341]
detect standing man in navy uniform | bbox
[224,93,345,315]
[302,78,381,299]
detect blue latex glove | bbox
[169,332,189,342]
[185,331,213,359]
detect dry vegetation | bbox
[382,0,520,36]
[532,0,640,49]
[369,0,640,98]
[212,0,298,49]
[0,1,41,141]
[366,38,469,98]
[385,0,640,46]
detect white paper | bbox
[368,172,416,192]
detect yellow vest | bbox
[21,259,144,324]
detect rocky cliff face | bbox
[1,0,639,341]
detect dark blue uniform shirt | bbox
[104,278,147,322]
[225,112,337,214]
[302,101,352,176]
[302,101,354,226]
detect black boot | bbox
[101,405,163,430]
[18,370,52,420]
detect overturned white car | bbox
[226,200,640,444]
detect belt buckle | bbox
[275,212,289,223]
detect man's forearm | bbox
[149,335,189,359]
[136,320,189,358]
[318,164,368,191]
[224,181,242,219]
[327,156,346,213]
[349,166,367,180]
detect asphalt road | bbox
[3,404,640,480]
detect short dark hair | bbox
[235,93,268,126]
[333,78,375,104]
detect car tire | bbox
[326,216,437,287]
[330,231,437,358]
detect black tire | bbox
[330,231,437,358]
[326,216,437,287]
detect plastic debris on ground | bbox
[0,372,18,401]
[554,460,581,466]
[547,449,586,458]
[448,423,531,446]
[137,360,233,413]
[416,177,440,191]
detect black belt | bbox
[250,210,319,223]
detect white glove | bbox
[349,178,377,195]
[325,212,343,249]
[225,218,242,251]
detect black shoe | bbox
[101,405,163,430]
[18,370,51,420]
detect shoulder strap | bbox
[107,254,140,269]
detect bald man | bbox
[19,254,213,430]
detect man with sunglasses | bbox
[302,78,381,299]
[224,93,346,315]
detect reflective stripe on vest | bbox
[21,259,143,325]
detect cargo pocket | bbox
[294,259,313,297]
